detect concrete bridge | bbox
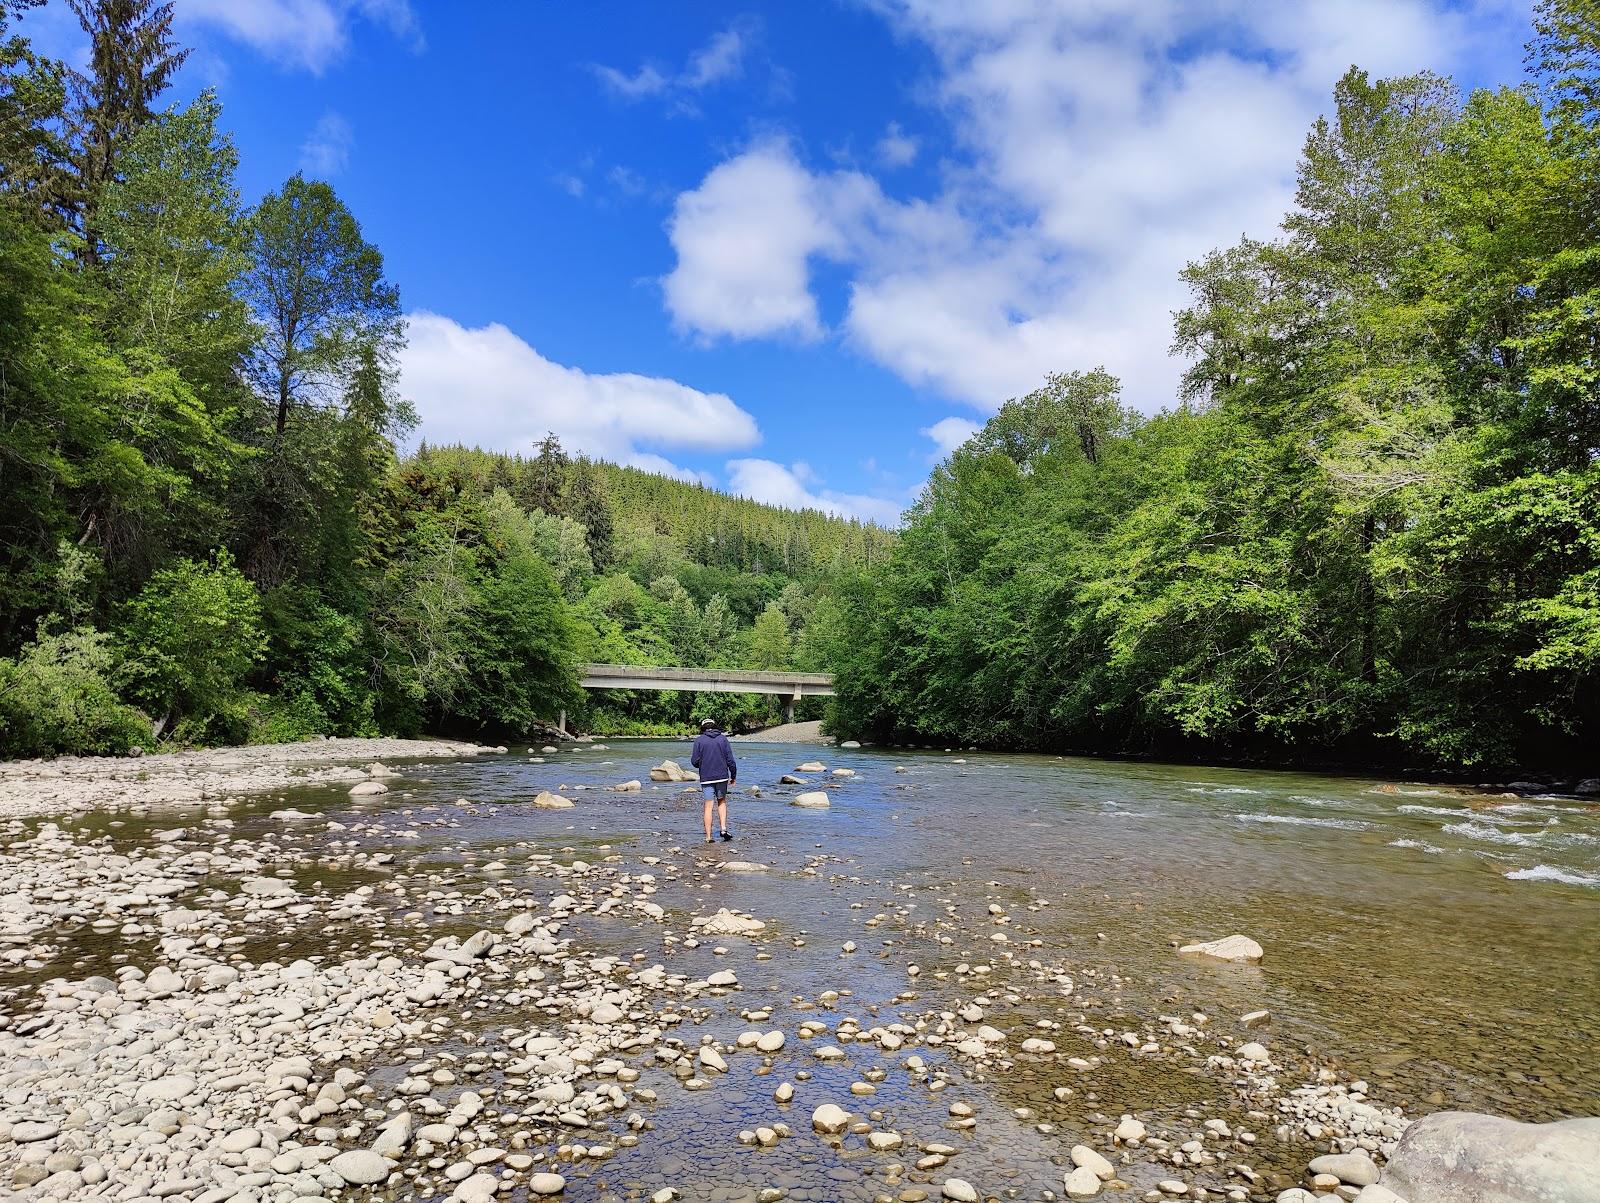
[575,663,835,726]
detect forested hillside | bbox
[832,4,1600,772]
[0,0,883,756]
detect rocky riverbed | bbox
[1,739,1595,1202]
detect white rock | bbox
[1115,1116,1146,1143]
[1065,1165,1103,1198]
[330,1149,391,1185]
[349,781,388,796]
[1178,934,1263,963]
[1072,1145,1116,1181]
[1308,1153,1379,1187]
[1237,1042,1270,1063]
[531,791,574,809]
[1384,1112,1600,1203]
[943,1180,980,1202]
[528,1171,567,1195]
[792,791,831,808]
[812,1104,851,1134]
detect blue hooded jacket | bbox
[690,727,737,784]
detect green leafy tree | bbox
[115,549,264,739]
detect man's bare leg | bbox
[718,798,729,837]
[703,797,714,842]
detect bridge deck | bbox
[579,664,835,697]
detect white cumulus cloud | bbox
[921,416,981,459]
[726,459,905,525]
[663,141,868,341]
[662,0,1529,413]
[399,312,760,475]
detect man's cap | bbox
[699,717,717,729]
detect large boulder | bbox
[1382,1111,1600,1203]
[792,791,831,808]
[1178,934,1263,963]
[650,760,697,782]
[531,791,574,809]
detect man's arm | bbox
[690,736,703,768]
[724,736,737,782]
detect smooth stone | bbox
[529,1172,567,1194]
[1383,1112,1600,1203]
[1309,1153,1379,1188]
[943,1180,979,1202]
[792,791,831,808]
[1065,1166,1103,1198]
[812,1104,852,1134]
[220,1129,261,1153]
[1072,1145,1116,1181]
[330,1149,390,1185]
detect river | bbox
[6,738,1599,1201]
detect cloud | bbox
[398,312,761,472]
[684,27,746,88]
[663,141,866,341]
[180,0,422,73]
[299,112,352,176]
[662,0,1529,413]
[921,416,980,458]
[726,459,904,525]
[593,23,747,105]
[877,121,919,168]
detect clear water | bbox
[16,741,1600,1201]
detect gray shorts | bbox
[700,781,729,802]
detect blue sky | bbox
[21,0,1531,524]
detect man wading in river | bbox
[691,716,737,844]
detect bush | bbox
[247,689,328,745]
[116,549,265,738]
[0,626,148,757]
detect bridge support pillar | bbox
[558,709,567,737]
[783,688,799,725]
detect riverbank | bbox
[0,740,1594,1202]
[0,736,494,820]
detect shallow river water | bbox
[12,740,1600,1202]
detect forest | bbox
[4,0,1598,773]
[0,0,885,756]
[830,2,1600,771]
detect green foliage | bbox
[0,626,147,757]
[0,3,881,757]
[115,549,264,738]
[834,37,1600,771]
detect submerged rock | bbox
[1178,934,1264,963]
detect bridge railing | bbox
[581,664,834,686]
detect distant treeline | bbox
[831,5,1600,772]
[0,1,884,756]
